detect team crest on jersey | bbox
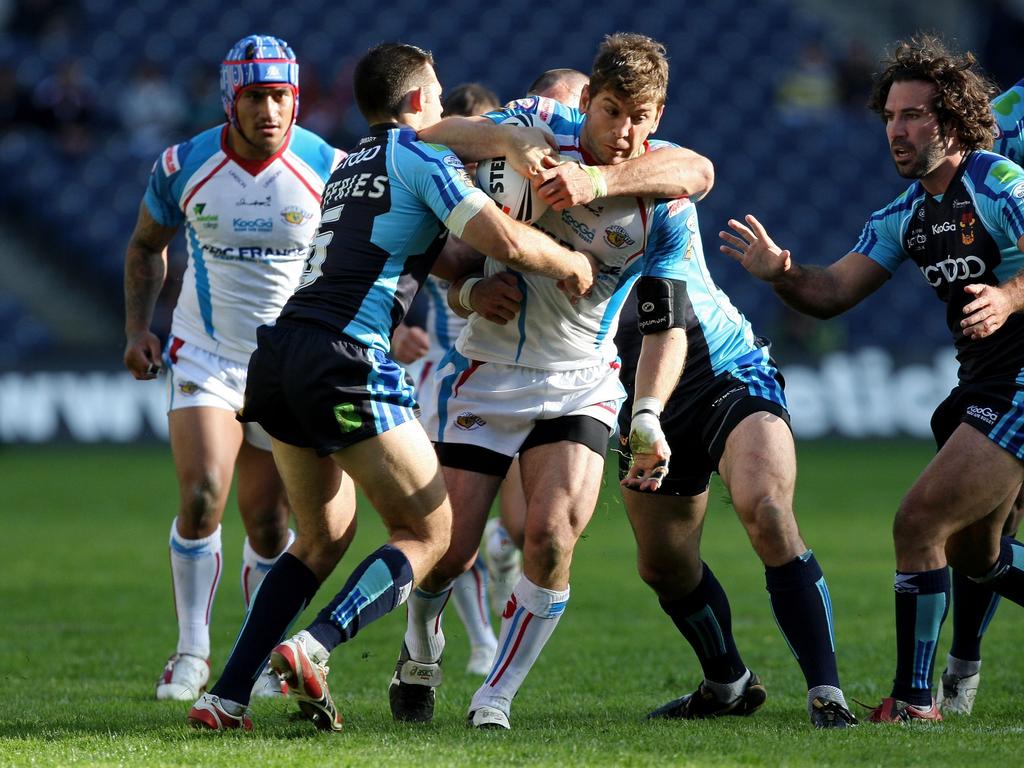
[604,225,635,249]
[1013,182,1024,200]
[917,206,926,220]
[177,380,200,396]
[280,206,313,226]
[455,412,486,430]
[442,155,464,168]
[960,211,976,245]
[685,244,694,261]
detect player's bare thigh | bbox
[331,419,453,582]
[168,405,245,538]
[518,440,606,590]
[896,422,1024,569]
[718,410,804,566]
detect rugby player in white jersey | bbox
[122,35,345,702]
[388,33,713,730]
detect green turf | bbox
[1,441,1020,767]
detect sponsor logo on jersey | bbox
[920,254,985,286]
[161,145,180,176]
[952,198,972,208]
[265,65,282,79]
[177,381,200,396]
[604,225,636,249]
[960,211,975,245]
[233,217,273,232]
[561,210,595,243]
[666,198,690,217]
[685,244,694,261]
[454,411,486,430]
[917,206,926,220]
[442,154,463,168]
[261,169,282,187]
[281,205,313,226]
[228,170,247,188]
[686,214,698,233]
[931,221,955,235]
[237,195,271,207]
[192,203,218,229]
[1013,181,1024,199]
[966,404,1000,425]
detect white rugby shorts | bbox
[424,350,625,456]
[164,336,273,451]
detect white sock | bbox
[241,529,296,609]
[486,521,518,569]
[403,586,451,663]
[168,520,222,658]
[470,576,569,715]
[450,559,497,650]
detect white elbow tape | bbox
[458,277,483,313]
[577,162,608,199]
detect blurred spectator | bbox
[182,64,224,135]
[0,64,37,130]
[31,57,99,155]
[980,0,1024,91]
[6,0,77,37]
[776,41,839,126]
[118,59,187,158]
[836,38,875,114]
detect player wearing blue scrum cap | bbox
[122,34,345,707]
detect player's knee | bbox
[636,555,700,598]
[179,471,227,528]
[738,495,797,554]
[522,526,573,573]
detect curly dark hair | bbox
[868,34,997,151]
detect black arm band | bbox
[636,276,688,334]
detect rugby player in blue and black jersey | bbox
[722,34,1024,724]
[187,42,595,732]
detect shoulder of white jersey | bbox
[153,124,224,180]
[288,125,347,181]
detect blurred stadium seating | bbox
[0,0,958,364]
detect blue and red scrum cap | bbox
[220,34,299,126]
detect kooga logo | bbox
[233,217,273,232]
[931,221,956,235]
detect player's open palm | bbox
[502,126,559,178]
[719,214,792,282]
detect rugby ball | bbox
[475,113,552,224]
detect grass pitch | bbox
[1,441,1020,767]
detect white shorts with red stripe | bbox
[425,348,624,457]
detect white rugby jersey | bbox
[422,274,467,355]
[144,124,344,364]
[456,97,692,371]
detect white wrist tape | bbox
[578,162,608,199]
[629,411,665,456]
[632,396,663,418]
[458,277,483,313]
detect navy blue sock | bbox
[949,568,1000,662]
[892,567,949,706]
[765,551,840,689]
[211,553,319,705]
[306,544,414,652]
[659,563,746,684]
[976,537,1024,607]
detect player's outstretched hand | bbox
[621,411,671,493]
[961,283,1016,340]
[124,330,163,380]
[391,323,430,364]
[535,161,595,211]
[473,272,524,324]
[719,214,792,282]
[502,126,559,178]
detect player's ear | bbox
[579,84,591,112]
[650,104,664,134]
[409,86,424,113]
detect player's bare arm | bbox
[429,234,486,283]
[447,272,524,324]
[123,203,177,380]
[720,214,889,318]
[961,238,1024,339]
[622,326,686,493]
[537,146,714,211]
[458,202,595,296]
[419,116,557,176]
